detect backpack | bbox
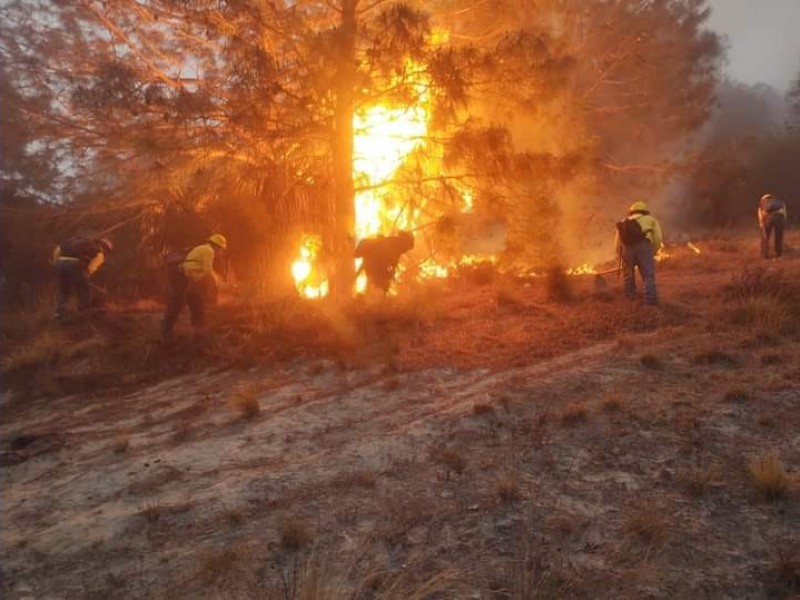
[164,246,192,270]
[765,197,784,213]
[616,217,647,247]
[59,237,100,261]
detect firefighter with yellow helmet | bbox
[614,201,663,306]
[161,233,227,340]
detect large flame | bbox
[291,61,432,297]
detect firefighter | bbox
[758,193,788,259]
[52,237,113,321]
[355,231,415,294]
[161,233,227,340]
[614,201,663,306]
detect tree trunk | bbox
[330,0,358,297]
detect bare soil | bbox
[1,237,799,599]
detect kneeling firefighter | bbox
[161,233,227,340]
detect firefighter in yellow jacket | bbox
[614,201,663,306]
[161,233,227,340]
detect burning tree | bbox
[0,0,722,299]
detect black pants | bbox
[161,268,205,335]
[761,213,786,258]
[55,260,90,318]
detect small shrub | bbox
[279,517,313,552]
[601,393,625,412]
[749,451,792,502]
[639,354,662,370]
[228,388,260,420]
[473,403,496,417]
[139,499,164,523]
[431,447,466,475]
[559,402,588,425]
[623,507,668,544]
[111,436,130,454]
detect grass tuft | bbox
[495,475,521,503]
[228,387,260,420]
[748,451,792,502]
[559,402,588,425]
[279,516,313,552]
[639,353,662,370]
[111,436,130,454]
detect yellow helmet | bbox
[629,201,649,214]
[208,233,227,249]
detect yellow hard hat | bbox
[208,233,227,249]
[629,201,649,214]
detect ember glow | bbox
[291,235,329,299]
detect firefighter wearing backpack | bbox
[614,201,663,306]
[161,233,227,341]
[758,194,787,259]
[52,237,113,321]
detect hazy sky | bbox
[707,0,800,91]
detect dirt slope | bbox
[1,238,799,599]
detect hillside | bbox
[1,236,798,599]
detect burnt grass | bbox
[1,238,799,598]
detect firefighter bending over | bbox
[161,233,227,341]
[355,231,415,294]
[52,236,113,322]
[614,201,663,306]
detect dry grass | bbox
[601,392,625,412]
[279,517,313,552]
[726,296,791,337]
[622,506,669,545]
[430,446,466,476]
[769,545,800,597]
[228,387,261,420]
[110,436,130,454]
[559,402,588,425]
[692,348,739,368]
[495,475,521,502]
[1,330,66,374]
[748,451,793,502]
[139,499,165,523]
[496,283,526,309]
